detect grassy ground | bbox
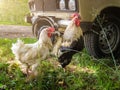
[0,38,120,90]
[0,0,29,25]
[0,0,120,90]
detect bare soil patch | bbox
[0,25,34,38]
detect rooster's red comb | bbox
[71,13,80,19]
[48,27,55,32]
[47,27,55,37]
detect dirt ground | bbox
[0,25,34,38]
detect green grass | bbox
[0,38,120,90]
[0,1,120,90]
[0,0,30,25]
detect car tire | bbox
[84,14,120,59]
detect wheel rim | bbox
[99,22,120,54]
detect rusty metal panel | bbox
[34,0,43,11]
[44,0,56,11]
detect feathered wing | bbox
[58,36,84,68]
[51,36,62,56]
[11,39,39,62]
[11,39,24,60]
[46,38,53,50]
[63,21,82,42]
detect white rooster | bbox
[58,13,84,68]
[11,27,55,79]
[62,13,83,47]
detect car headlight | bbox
[68,0,76,11]
[59,0,66,10]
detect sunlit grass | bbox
[0,38,120,90]
[0,0,119,89]
[0,0,30,25]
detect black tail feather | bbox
[58,36,84,68]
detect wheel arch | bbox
[100,6,120,18]
[88,6,120,33]
[32,16,57,38]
